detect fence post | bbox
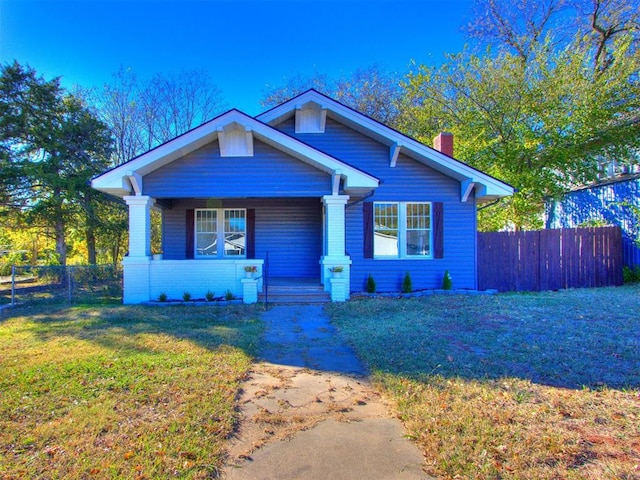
[67,266,72,302]
[11,265,15,306]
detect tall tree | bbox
[400,36,639,230]
[96,67,227,164]
[465,0,567,63]
[0,61,113,265]
[401,0,639,230]
[261,66,404,126]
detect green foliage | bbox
[182,291,191,302]
[578,218,612,227]
[205,290,215,301]
[400,31,640,231]
[623,266,640,283]
[366,274,376,293]
[224,290,235,301]
[402,272,412,293]
[442,270,453,290]
[0,61,114,265]
[157,292,167,302]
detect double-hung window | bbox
[373,202,432,258]
[195,208,246,258]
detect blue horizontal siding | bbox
[546,177,640,267]
[162,199,322,278]
[143,139,331,198]
[277,116,478,291]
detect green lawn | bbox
[328,286,640,480]
[2,287,639,479]
[0,304,263,479]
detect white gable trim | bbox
[257,90,514,202]
[218,123,254,157]
[389,142,401,168]
[92,109,378,197]
[295,101,327,133]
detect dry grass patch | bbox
[0,304,263,479]
[329,286,640,479]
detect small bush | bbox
[158,292,167,302]
[224,290,235,301]
[182,291,192,301]
[205,290,215,301]
[442,270,452,290]
[366,274,376,293]
[623,265,640,283]
[402,272,412,293]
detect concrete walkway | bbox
[223,305,432,480]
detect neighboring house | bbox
[545,172,640,268]
[92,90,514,304]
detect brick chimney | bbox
[433,132,454,157]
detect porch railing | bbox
[263,251,269,306]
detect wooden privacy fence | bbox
[478,227,624,292]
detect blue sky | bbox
[1,0,474,115]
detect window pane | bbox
[196,210,217,256]
[406,230,430,256]
[406,203,431,256]
[224,209,246,256]
[374,203,398,256]
[197,233,217,256]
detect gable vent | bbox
[218,122,254,157]
[295,101,327,133]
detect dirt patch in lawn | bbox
[226,362,388,464]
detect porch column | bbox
[321,195,351,299]
[122,195,154,304]
[323,194,349,256]
[124,195,154,258]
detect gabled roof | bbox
[257,89,514,202]
[91,109,379,197]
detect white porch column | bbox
[124,195,154,258]
[322,194,349,256]
[321,195,351,298]
[122,196,154,304]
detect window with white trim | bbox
[195,209,246,258]
[374,202,431,258]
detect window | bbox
[374,203,399,256]
[224,209,246,256]
[373,202,431,258]
[405,203,431,256]
[195,209,246,258]
[196,210,217,257]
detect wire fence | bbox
[0,264,123,307]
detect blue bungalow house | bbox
[92,90,514,303]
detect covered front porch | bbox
[122,195,352,304]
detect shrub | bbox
[402,272,412,293]
[205,290,215,301]
[224,290,235,301]
[158,292,167,302]
[623,266,640,283]
[366,274,376,293]
[442,270,453,290]
[182,291,191,301]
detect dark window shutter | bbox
[185,209,194,259]
[433,202,444,258]
[246,209,255,259]
[363,202,373,259]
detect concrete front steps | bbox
[259,281,330,304]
